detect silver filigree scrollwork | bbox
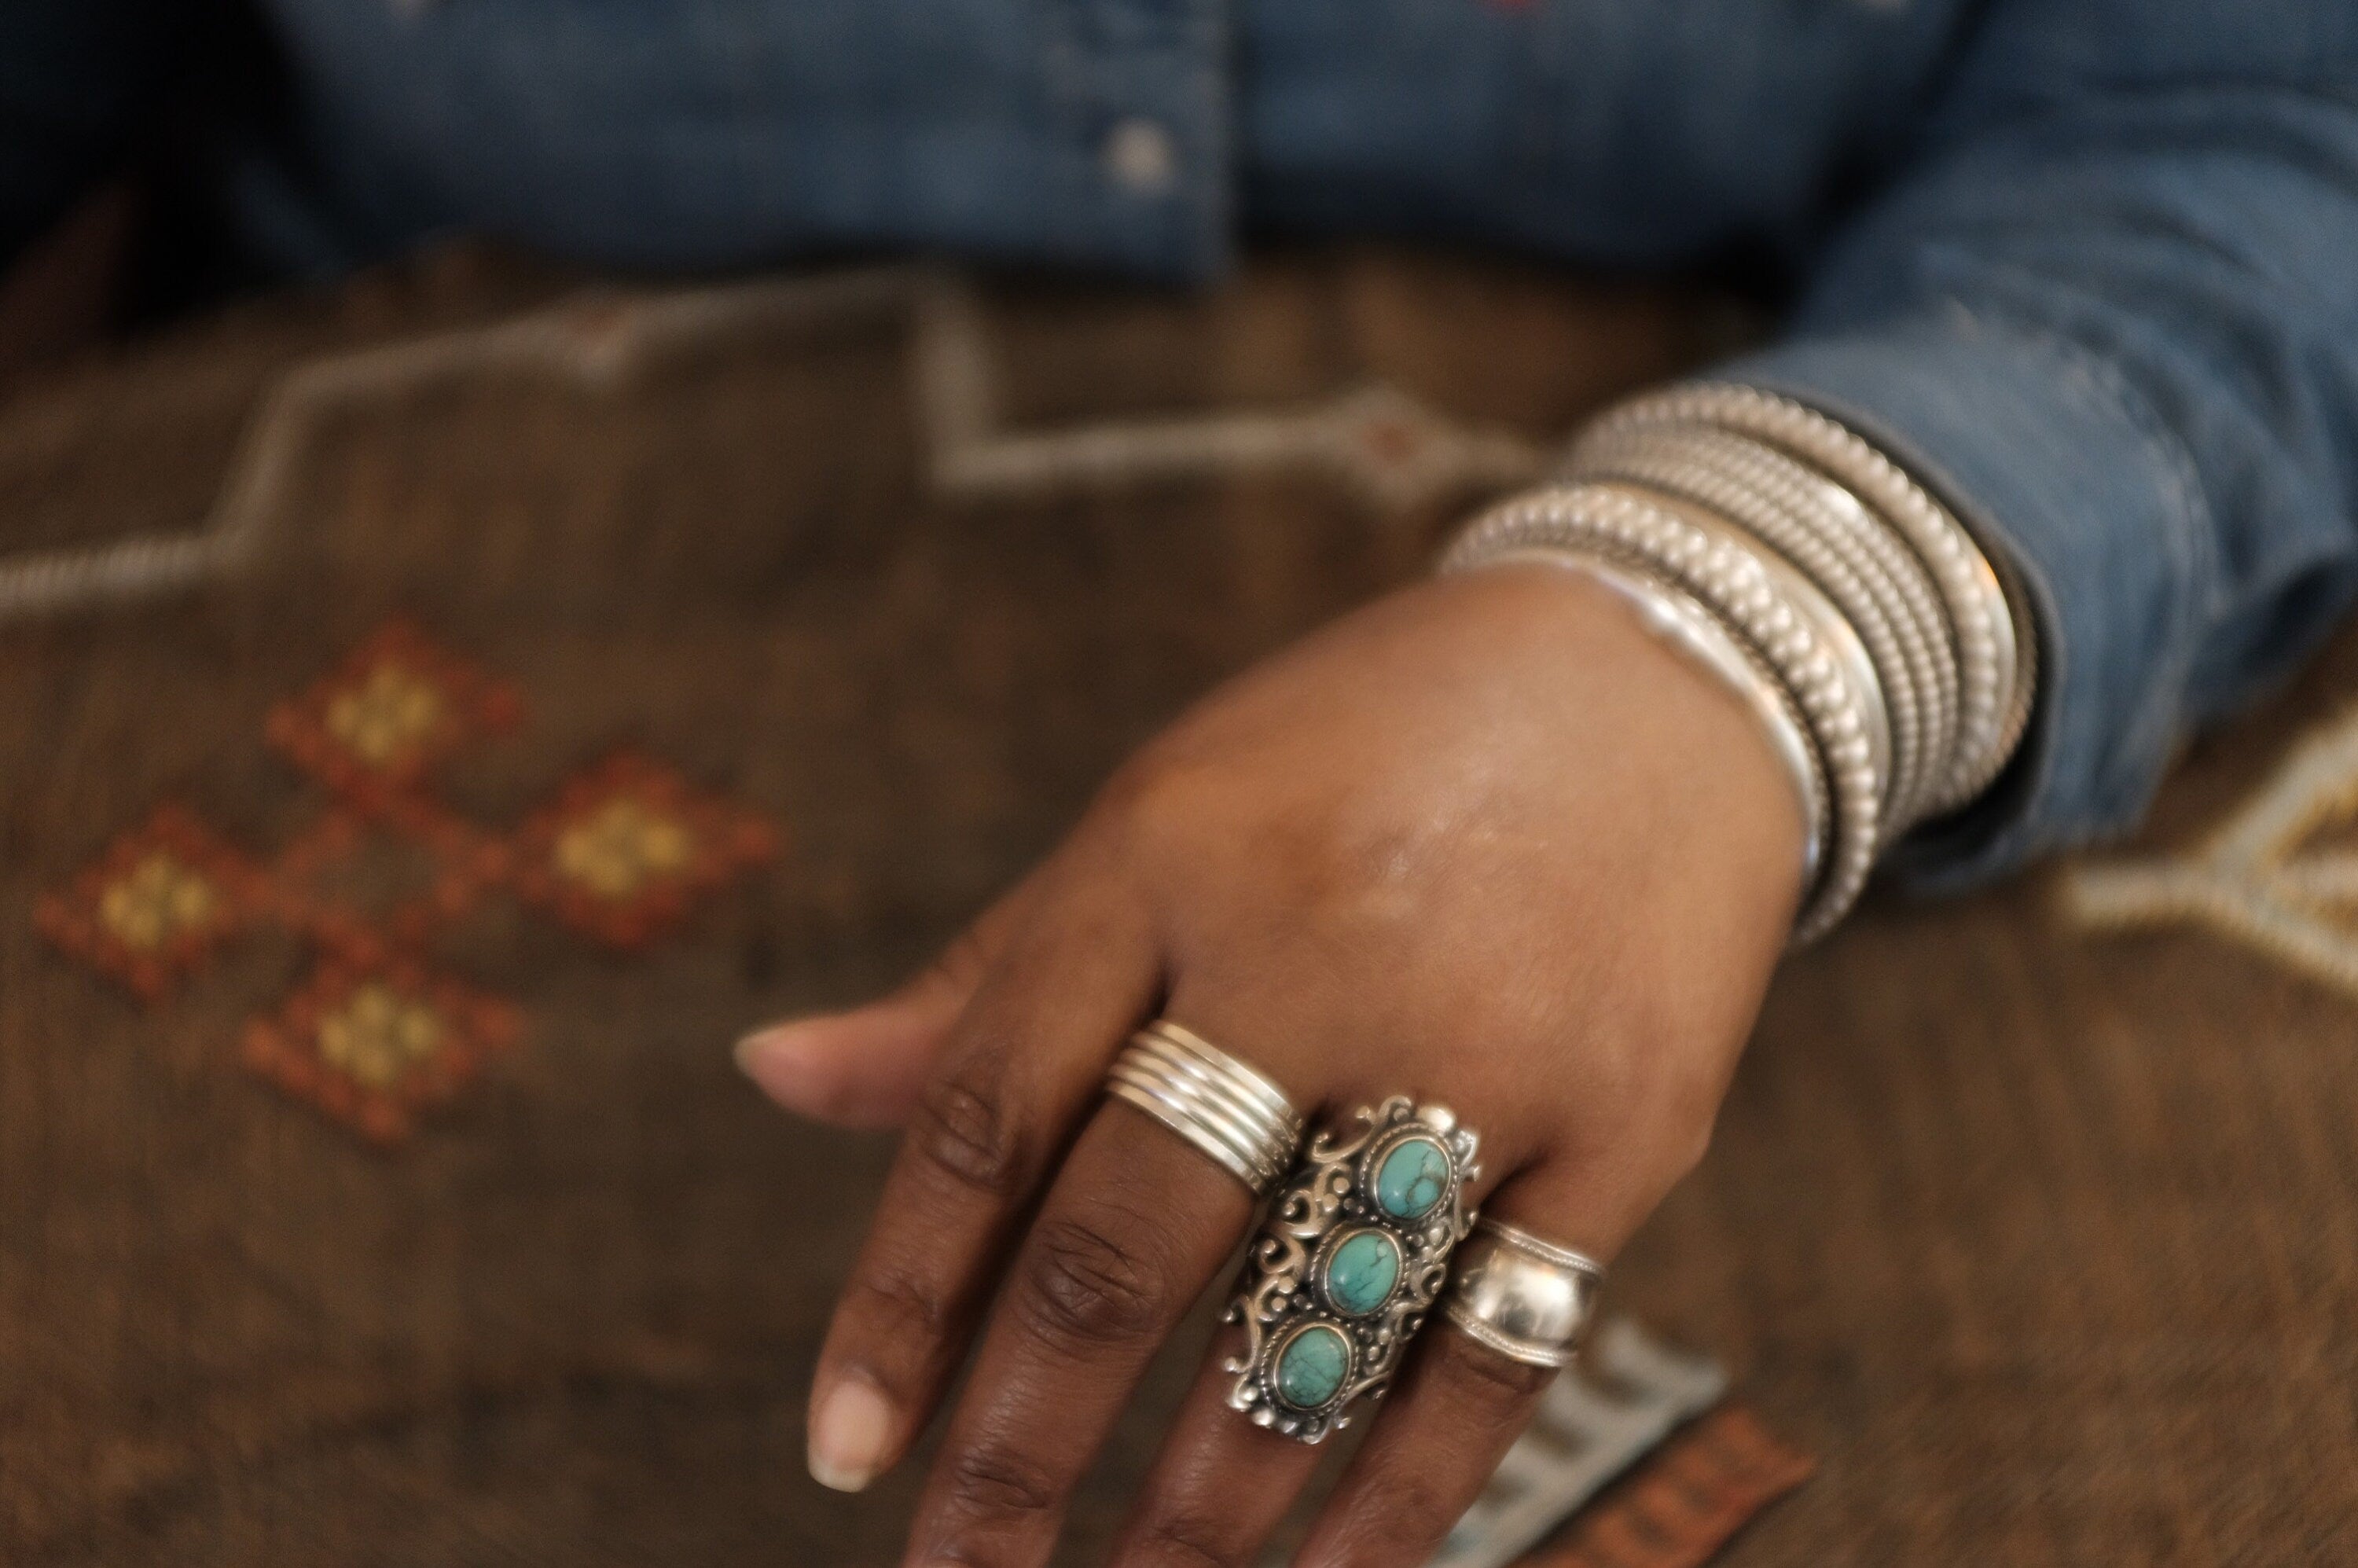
[1224,1096,1481,1442]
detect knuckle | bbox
[1092,751,1220,867]
[1667,1101,1718,1180]
[912,1048,1031,1197]
[1013,1214,1170,1348]
[930,924,997,993]
[1627,1041,1726,1184]
[940,1442,1059,1526]
[1096,747,1186,821]
[1574,1029,1650,1120]
[1131,1513,1251,1568]
[845,1265,949,1346]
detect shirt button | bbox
[1102,118,1178,196]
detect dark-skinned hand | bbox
[738,563,1802,1568]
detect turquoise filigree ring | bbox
[1224,1097,1481,1443]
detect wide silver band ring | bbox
[1225,1097,1482,1442]
[1439,1218,1607,1368]
[1106,1020,1303,1197]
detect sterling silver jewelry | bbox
[1440,1218,1607,1368]
[1442,382,2040,939]
[1569,423,1952,827]
[1587,384,2033,813]
[1107,1021,1303,1197]
[1225,1097,1480,1442]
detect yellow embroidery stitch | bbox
[97,853,222,952]
[553,796,694,900]
[325,663,448,766]
[315,981,447,1091]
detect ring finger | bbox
[1294,1177,1613,1568]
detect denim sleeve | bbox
[0,1,188,263]
[1724,2,2358,888]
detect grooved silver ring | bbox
[1107,1020,1303,1196]
[1439,1218,1607,1368]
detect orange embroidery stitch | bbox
[38,618,779,1145]
[267,619,523,799]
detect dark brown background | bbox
[2,248,2352,1564]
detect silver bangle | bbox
[1590,384,2029,813]
[1636,488,1894,813]
[1445,385,2037,939]
[1568,423,1959,832]
[1484,548,1827,891]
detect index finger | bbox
[898,1100,1258,1568]
[806,879,1158,1493]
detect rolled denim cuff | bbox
[1721,318,2210,890]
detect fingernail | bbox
[809,1372,896,1493]
[735,1023,811,1086]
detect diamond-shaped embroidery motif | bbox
[39,619,779,1146]
[267,619,521,796]
[244,959,525,1145]
[36,806,261,1000]
[514,752,777,950]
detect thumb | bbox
[734,889,1024,1129]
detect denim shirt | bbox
[8,0,2358,886]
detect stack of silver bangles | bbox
[1106,1023,1606,1445]
[1440,383,2039,942]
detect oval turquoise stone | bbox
[1324,1230,1401,1316]
[1275,1324,1350,1409]
[1375,1137,1450,1221]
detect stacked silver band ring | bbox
[1107,1020,1303,1197]
[1225,1098,1481,1442]
[1439,1218,1606,1368]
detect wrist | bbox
[1442,382,2040,942]
[1412,564,1811,938]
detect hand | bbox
[739,562,1804,1568]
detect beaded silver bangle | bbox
[1570,429,1941,825]
[1444,383,2039,941]
[1587,384,2031,813]
[1640,488,1895,810]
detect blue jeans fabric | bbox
[7,0,2357,886]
